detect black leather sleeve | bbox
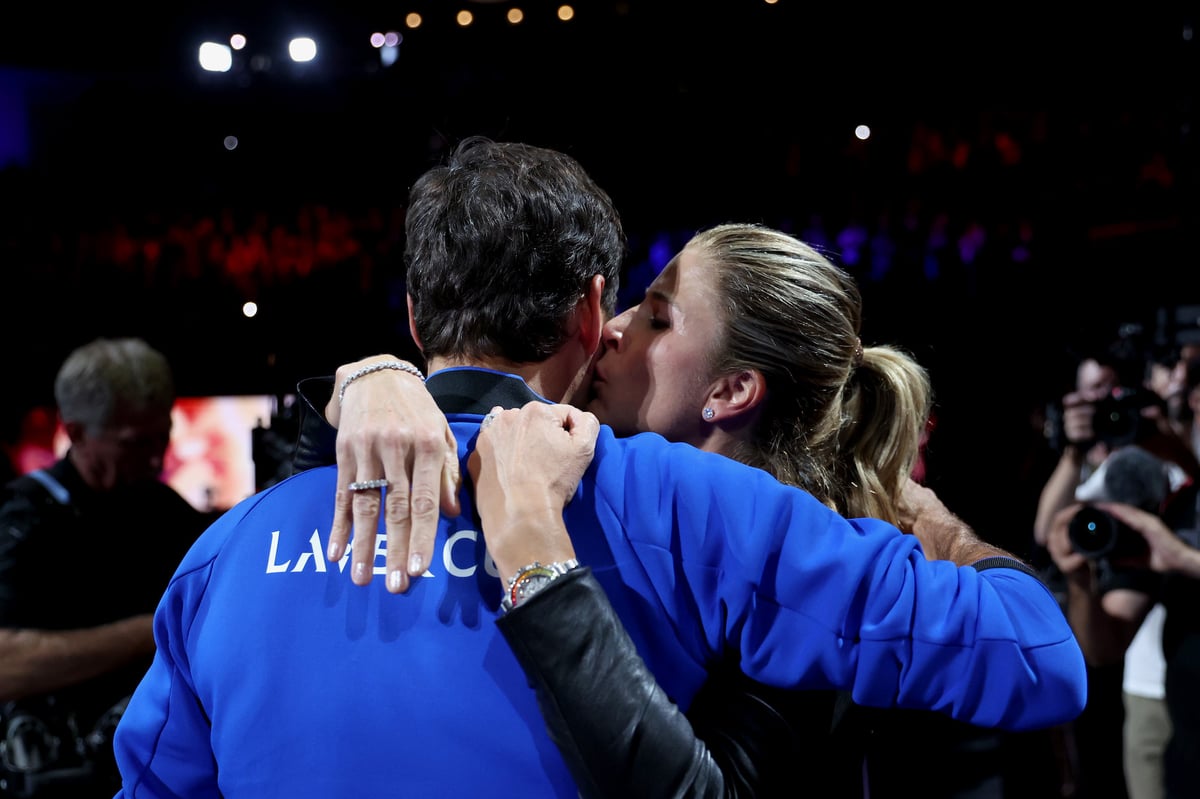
[497,567,846,799]
[290,376,339,473]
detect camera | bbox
[1044,385,1158,453]
[1090,386,1157,448]
[1068,505,1148,561]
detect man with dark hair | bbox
[0,337,208,798]
[112,137,1086,797]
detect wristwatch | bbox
[501,559,580,612]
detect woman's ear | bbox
[703,368,766,422]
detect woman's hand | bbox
[470,402,599,584]
[325,355,461,593]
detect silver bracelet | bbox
[338,360,426,405]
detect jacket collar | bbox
[427,367,549,416]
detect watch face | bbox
[502,560,579,612]
[516,573,553,600]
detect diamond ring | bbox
[347,479,389,491]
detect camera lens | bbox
[1068,506,1119,558]
[1068,505,1149,561]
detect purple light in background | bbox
[0,67,93,169]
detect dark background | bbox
[1,1,1196,552]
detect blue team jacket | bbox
[113,367,1086,797]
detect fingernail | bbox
[409,553,424,575]
[387,569,407,592]
[328,542,342,561]
[353,562,368,582]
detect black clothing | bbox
[500,566,866,799]
[290,377,338,475]
[0,456,208,798]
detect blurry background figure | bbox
[1033,324,1200,799]
[1118,342,1200,799]
[0,337,210,798]
[3,394,291,515]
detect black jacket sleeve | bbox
[497,567,852,799]
[290,376,339,473]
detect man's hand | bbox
[896,478,1014,565]
[1046,503,1094,589]
[1060,390,1101,448]
[1103,501,1200,578]
[324,355,461,593]
[469,402,600,584]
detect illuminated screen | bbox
[8,395,292,512]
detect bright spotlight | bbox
[198,42,233,72]
[288,37,317,62]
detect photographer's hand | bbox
[1047,503,1092,589]
[1033,391,1108,548]
[1101,502,1200,579]
[1061,390,1103,450]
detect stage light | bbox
[198,42,233,72]
[288,37,317,63]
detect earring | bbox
[702,407,715,421]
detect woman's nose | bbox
[602,308,633,349]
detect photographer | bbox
[1047,482,1200,799]
[1032,335,1200,799]
[0,339,208,798]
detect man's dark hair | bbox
[405,136,626,363]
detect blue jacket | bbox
[113,367,1086,797]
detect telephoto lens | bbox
[1068,505,1148,560]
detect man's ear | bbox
[704,369,767,422]
[62,419,87,446]
[577,275,606,358]
[407,294,424,353]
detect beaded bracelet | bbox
[338,360,426,405]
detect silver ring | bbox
[480,410,500,430]
[347,479,389,491]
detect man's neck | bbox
[426,355,583,406]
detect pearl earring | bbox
[702,407,715,421]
